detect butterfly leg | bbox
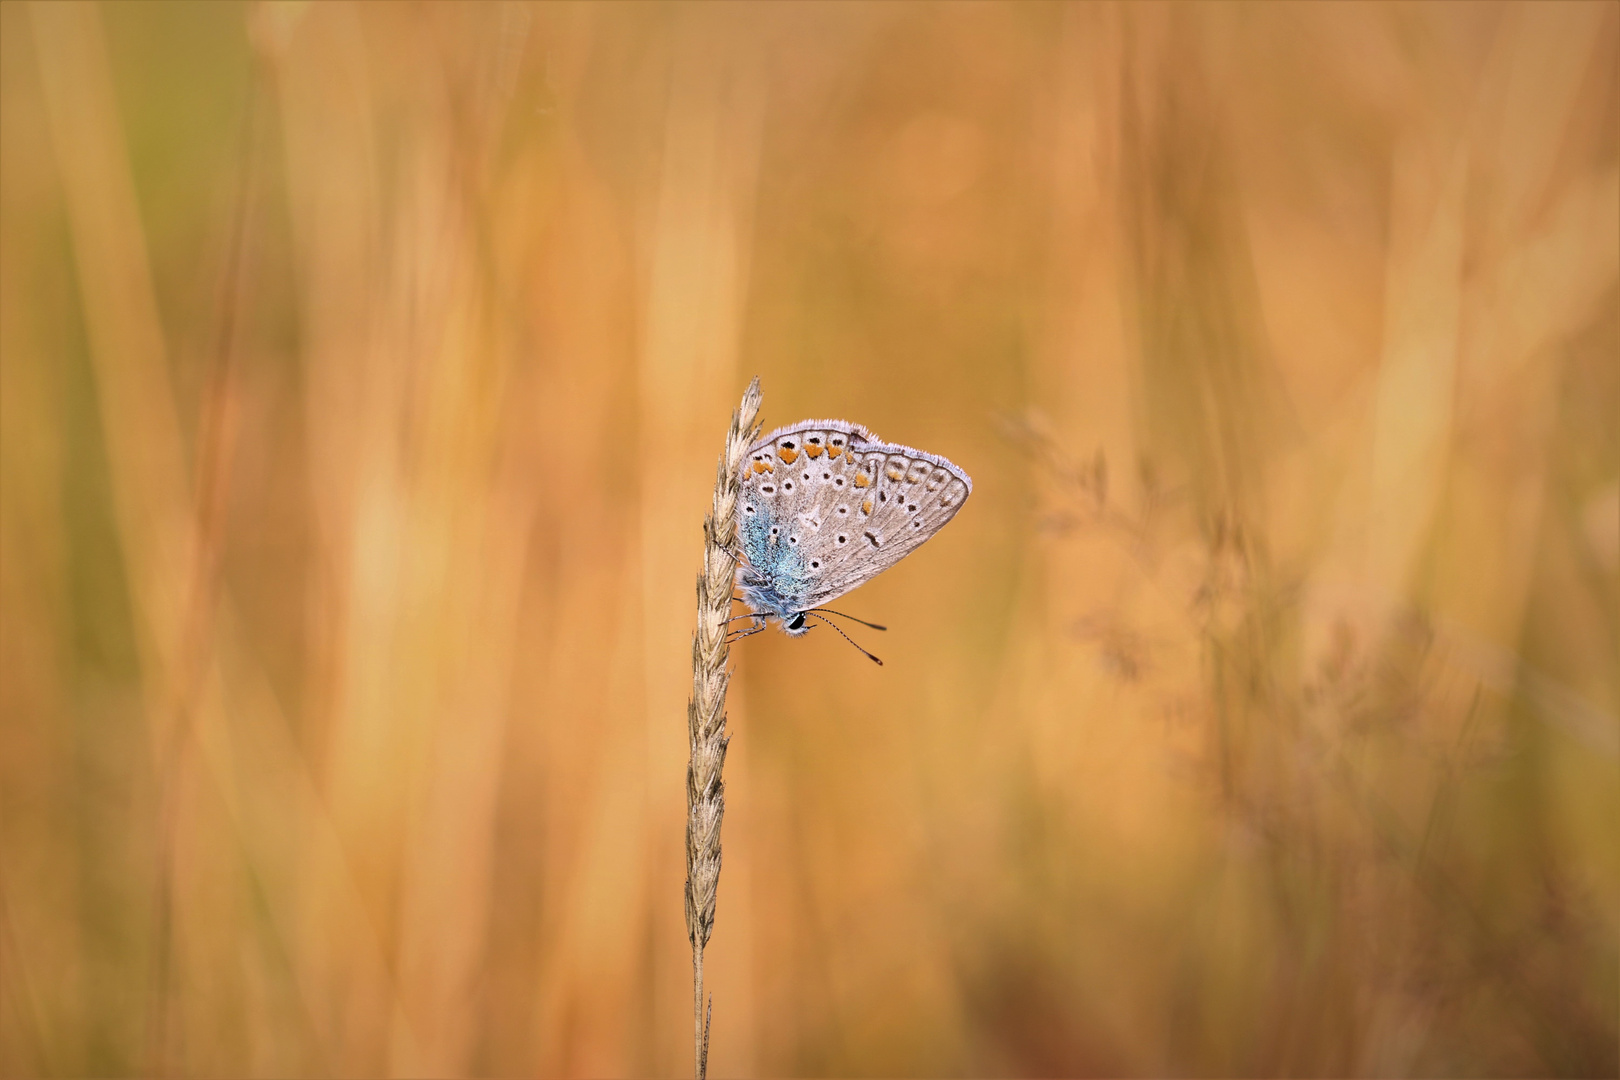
[725,622,768,645]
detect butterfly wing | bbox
[737,420,971,613]
[737,421,866,616]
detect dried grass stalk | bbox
[686,376,762,1080]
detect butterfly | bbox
[731,419,972,663]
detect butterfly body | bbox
[735,419,971,637]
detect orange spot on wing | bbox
[828,445,843,458]
[886,465,904,480]
[861,497,873,514]
[752,460,773,474]
[805,444,823,458]
[779,447,799,464]
[854,473,870,488]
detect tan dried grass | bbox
[685,376,761,1080]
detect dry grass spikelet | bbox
[686,376,761,1079]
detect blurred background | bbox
[1,2,1616,1076]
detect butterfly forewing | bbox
[809,441,970,607]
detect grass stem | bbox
[686,377,761,1079]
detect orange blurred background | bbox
[1,2,1616,1076]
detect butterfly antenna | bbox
[805,608,887,631]
[802,612,883,665]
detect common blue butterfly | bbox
[732,419,972,661]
